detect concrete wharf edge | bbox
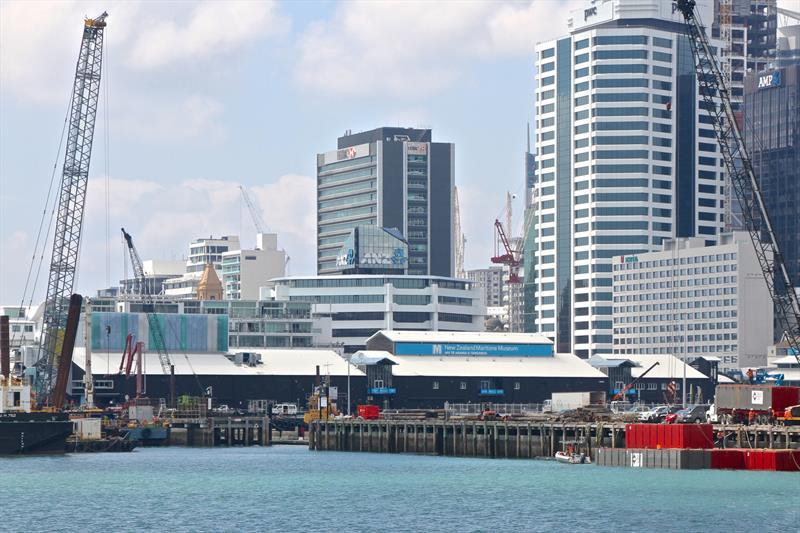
[307,419,800,460]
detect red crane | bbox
[491,219,521,284]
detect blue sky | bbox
[0,0,582,304]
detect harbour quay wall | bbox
[308,419,626,459]
[308,420,800,460]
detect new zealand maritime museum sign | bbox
[395,342,553,357]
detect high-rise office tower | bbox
[744,56,800,340]
[316,127,455,277]
[713,0,778,111]
[527,0,725,357]
[713,0,778,230]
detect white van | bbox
[272,403,299,416]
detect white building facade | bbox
[612,232,774,372]
[221,233,287,300]
[271,275,485,354]
[529,0,725,358]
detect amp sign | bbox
[757,71,781,90]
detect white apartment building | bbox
[221,233,287,300]
[465,267,504,307]
[270,275,485,354]
[529,0,726,358]
[612,232,773,372]
[186,235,240,274]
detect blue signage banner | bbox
[368,387,396,395]
[394,342,553,357]
[479,389,505,396]
[757,70,781,90]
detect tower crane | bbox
[121,228,172,377]
[35,13,108,406]
[676,0,800,364]
[121,227,205,404]
[491,220,521,284]
[239,185,268,234]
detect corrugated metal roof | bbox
[350,351,396,366]
[588,356,636,368]
[71,348,364,377]
[361,351,606,378]
[370,330,554,345]
[773,355,800,366]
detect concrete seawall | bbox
[308,419,800,459]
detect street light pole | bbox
[346,349,351,416]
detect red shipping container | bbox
[771,387,800,416]
[357,405,380,420]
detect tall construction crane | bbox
[239,184,291,272]
[491,220,521,284]
[36,13,108,406]
[677,0,800,364]
[120,228,172,377]
[239,184,268,234]
[121,228,206,404]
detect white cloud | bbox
[75,174,316,294]
[0,1,141,102]
[127,1,287,69]
[0,0,286,102]
[295,0,581,97]
[116,94,227,143]
[250,174,316,263]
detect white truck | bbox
[542,392,605,413]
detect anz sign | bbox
[757,71,781,90]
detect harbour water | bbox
[1,446,796,532]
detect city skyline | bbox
[0,0,585,305]
[0,0,795,308]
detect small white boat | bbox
[555,451,591,464]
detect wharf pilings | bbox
[168,416,271,447]
[308,419,800,459]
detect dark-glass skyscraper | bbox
[744,61,800,339]
[316,128,454,277]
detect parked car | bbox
[626,405,651,416]
[638,405,680,422]
[673,404,710,424]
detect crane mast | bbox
[676,0,800,362]
[36,13,108,404]
[121,228,173,376]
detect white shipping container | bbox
[74,418,102,441]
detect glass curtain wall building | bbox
[744,63,800,339]
[316,128,455,277]
[527,0,725,357]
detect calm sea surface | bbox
[1,446,796,532]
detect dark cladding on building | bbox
[744,63,800,339]
[317,127,455,277]
[352,331,610,409]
